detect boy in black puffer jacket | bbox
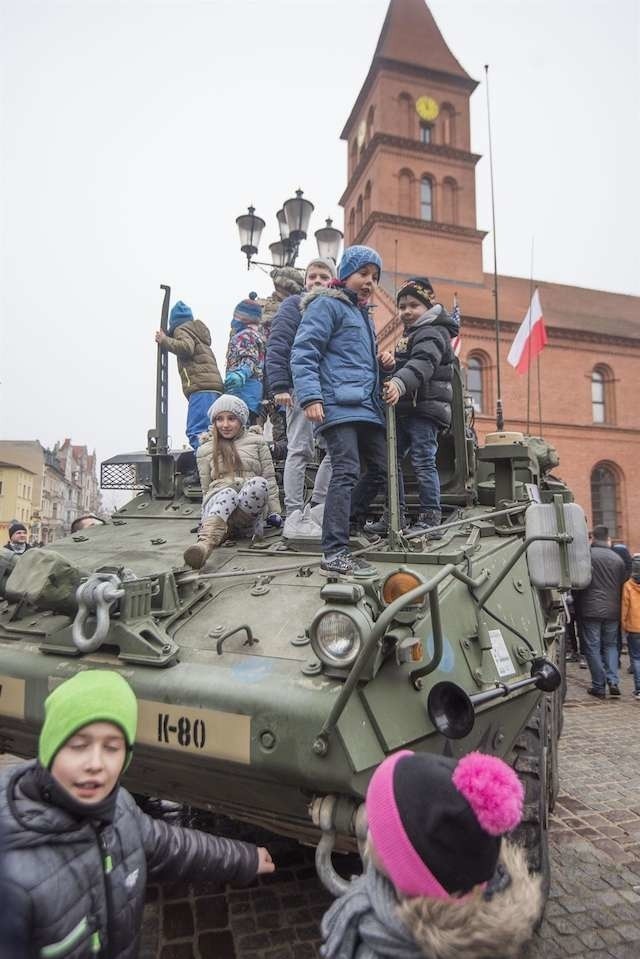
[383,277,459,536]
[0,670,274,958]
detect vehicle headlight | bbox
[312,611,362,667]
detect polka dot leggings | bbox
[203,477,269,524]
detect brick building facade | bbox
[341,0,640,548]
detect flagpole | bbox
[537,354,543,435]
[484,64,504,431]
[526,238,535,434]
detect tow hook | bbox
[310,795,368,897]
[72,573,124,653]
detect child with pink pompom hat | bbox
[321,751,542,959]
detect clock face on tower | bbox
[415,95,439,122]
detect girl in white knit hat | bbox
[183,394,282,568]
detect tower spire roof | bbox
[374,0,472,80]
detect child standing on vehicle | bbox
[224,297,266,425]
[0,670,274,958]
[183,395,282,569]
[155,300,224,449]
[383,277,459,536]
[321,750,541,959]
[291,245,391,577]
[622,555,640,700]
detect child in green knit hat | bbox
[0,670,274,958]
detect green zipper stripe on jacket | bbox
[40,917,91,957]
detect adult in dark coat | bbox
[4,521,32,554]
[574,525,627,697]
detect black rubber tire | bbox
[511,699,551,906]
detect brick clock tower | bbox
[340,0,486,331]
[340,0,640,547]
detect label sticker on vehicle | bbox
[488,629,516,678]
[0,675,26,719]
[137,698,250,764]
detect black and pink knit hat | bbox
[366,750,524,899]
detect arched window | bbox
[349,208,355,242]
[419,122,431,144]
[591,463,621,538]
[440,103,456,146]
[356,194,363,232]
[466,354,486,412]
[420,176,433,220]
[398,169,413,217]
[364,180,372,220]
[441,177,457,223]
[350,139,358,171]
[591,364,615,424]
[366,105,375,142]
[398,93,413,138]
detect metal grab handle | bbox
[72,575,124,653]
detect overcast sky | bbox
[1,0,638,488]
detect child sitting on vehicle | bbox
[183,395,282,569]
[0,670,274,958]
[382,277,459,537]
[321,750,541,959]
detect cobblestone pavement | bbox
[3,660,640,958]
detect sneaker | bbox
[587,687,606,699]
[608,684,621,697]
[320,549,377,578]
[365,509,409,536]
[565,653,579,663]
[349,521,380,543]
[409,510,444,539]
[283,507,322,540]
[579,657,588,669]
[634,691,640,701]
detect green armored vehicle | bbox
[0,287,590,897]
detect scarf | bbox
[21,762,119,825]
[321,865,424,959]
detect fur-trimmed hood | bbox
[300,286,356,312]
[397,841,542,959]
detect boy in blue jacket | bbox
[291,245,391,576]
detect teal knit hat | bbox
[39,670,138,769]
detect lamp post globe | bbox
[268,241,288,269]
[283,189,314,244]
[236,205,266,268]
[314,217,343,265]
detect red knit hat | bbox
[366,750,524,899]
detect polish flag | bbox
[507,288,547,374]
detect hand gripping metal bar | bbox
[72,573,125,653]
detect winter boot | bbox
[183,515,227,569]
[410,509,444,539]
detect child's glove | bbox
[224,371,245,390]
[266,513,283,528]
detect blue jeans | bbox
[627,632,640,693]
[396,415,440,512]
[322,422,387,556]
[581,619,620,692]
[187,391,220,450]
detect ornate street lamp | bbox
[283,189,314,244]
[236,206,266,267]
[314,217,343,264]
[236,189,339,270]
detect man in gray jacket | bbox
[575,525,627,698]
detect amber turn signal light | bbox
[382,571,423,605]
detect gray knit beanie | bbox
[305,257,337,280]
[208,394,249,427]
